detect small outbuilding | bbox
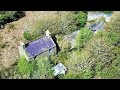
[52,63,67,76]
[18,30,57,61]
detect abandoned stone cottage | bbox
[18,30,57,61]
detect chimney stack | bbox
[20,41,24,46]
[46,30,51,39]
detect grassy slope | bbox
[0,11,57,70]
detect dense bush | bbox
[61,22,120,79]
[0,11,25,28]
[0,66,23,79]
[32,56,54,79]
[59,69,93,79]
[76,11,87,27]
[92,13,120,79]
[17,56,33,78]
[102,11,112,14]
[0,56,54,79]
[75,27,93,49]
[23,31,34,41]
[96,58,120,79]
[50,51,69,65]
[105,16,120,46]
[61,50,95,79]
[60,12,78,34]
[59,39,71,52]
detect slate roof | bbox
[25,36,56,59]
[88,21,104,32]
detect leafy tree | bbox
[76,11,87,27]
[0,11,25,28]
[32,56,54,79]
[60,12,78,34]
[105,15,120,46]
[17,56,33,78]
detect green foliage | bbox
[2,11,120,79]
[0,11,17,27]
[86,38,115,65]
[0,66,22,79]
[102,11,112,14]
[23,31,35,41]
[17,56,33,78]
[0,11,17,20]
[96,64,120,79]
[59,39,71,52]
[94,59,120,79]
[64,67,94,79]
[105,16,120,46]
[76,28,93,49]
[60,12,78,34]
[25,11,87,41]
[32,56,54,79]
[62,27,119,79]
[76,11,87,27]
[51,51,68,65]
[107,32,120,45]
[0,11,25,28]
[0,56,54,79]
[59,50,91,79]
[23,31,29,40]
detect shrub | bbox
[76,11,87,27]
[17,56,33,78]
[102,11,112,14]
[64,32,116,79]
[60,12,78,34]
[0,66,22,79]
[107,32,120,45]
[32,56,54,79]
[105,15,120,46]
[23,31,34,41]
[63,67,94,79]
[59,39,71,52]
[75,27,93,49]
[96,65,120,79]
[0,11,25,28]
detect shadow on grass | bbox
[0,11,26,29]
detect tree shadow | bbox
[0,11,26,29]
